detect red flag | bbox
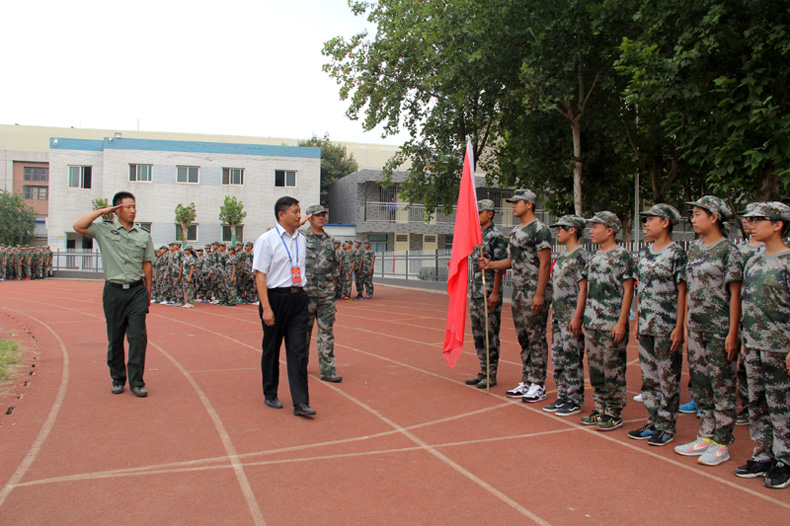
[442,141,482,368]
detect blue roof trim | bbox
[50,137,320,159]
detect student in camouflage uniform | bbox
[21,246,31,280]
[182,246,197,308]
[334,241,344,299]
[736,201,790,488]
[465,199,508,389]
[45,246,53,278]
[222,244,237,306]
[481,189,552,403]
[674,196,743,466]
[241,242,255,303]
[171,242,185,306]
[340,241,354,300]
[544,215,588,416]
[234,242,245,301]
[360,241,376,299]
[152,246,167,303]
[194,247,205,301]
[0,244,6,281]
[581,211,635,431]
[352,240,364,298]
[627,204,687,446]
[301,205,342,382]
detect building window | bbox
[368,233,387,252]
[379,184,397,202]
[177,166,199,184]
[129,164,152,182]
[222,168,244,185]
[222,225,244,243]
[23,186,48,200]
[24,167,49,182]
[135,222,151,233]
[275,170,296,187]
[68,166,92,188]
[175,224,198,242]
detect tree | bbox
[298,133,359,206]
[218,196,246,245]
[0,190,36,246]
[175,203,197,245]
[92,198,114,222]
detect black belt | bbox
[269,286,305,294]
[107,279,144,290]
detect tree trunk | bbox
[571,117,583,215]
[757,167,780,201]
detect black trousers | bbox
[260,289,309,406]
[102,281,149,388]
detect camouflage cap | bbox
[204,244,212,249]
[737,202,760,215]
[686,195,733,221]
[305,204,327,216]
[159,245,168,251]
[640,203,681,225]
[355,240,362,244]
[477,199,496,211]
[185,245,193,252]
[505,189,537,203]
[211,241,219,246]
[550,214,586,230]
[743,201,790,222]
[245,241,253,247]
[589,211,622,234]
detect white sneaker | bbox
[522,384,546,403]
[674,437,712,456]
[698,443,730,466]
[506,382,529,398]
[633,393,643,403]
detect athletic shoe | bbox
[596,415,623,431]
[679,399,697,414]
[506,382,529,398]
[736,409,749,426]
[627,424,656,440]
[675,437,712,456]
[465,373,486,386]
[764,461,790,489]
[633,393,644,403]
[734,459,773,479]
[555,403,581,417]
[183,304,195,308]
[698,443,730,466]
[476,376,496,389]
[174,302,183,307]
[522,384,546,403]
[111,384,124,395]
[543,399,567,413]
[131,386,148,398]
[648,430,675,447]
[580,410,602,425]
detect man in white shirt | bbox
[253,196,315,417]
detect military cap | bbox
[159,245,168,251]
[185,245,193,252]
[686,195,733,221]
[204,243,211,248]
[737,202,760,215]
[355,240,362,244]
[589,211,622,234]
[196,248,204,252]
[505,189,537,203]
[743,201,790,222]
[343,240,352,245]
[306,204,327,216]
[477,199,496,211]
[211,241,219,246]
[245,241,253,247]
[219,242,226,248]
[550,214,586,230]
[640,203,681,225]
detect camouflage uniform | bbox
[469,221,509,379]
[214,247,230,304]
[304,223,341,378]
[243,246,256,303]
[153,248,167,302]
[170,248,185,304]
[736,241,764,414]
[686,237,744,445]
[353,244,364,297]
[509,218,553,385]
[551,241,588,407]
[636,239,687,433]
[340,244,354,299]
[183,252,197,305]
[223,249,238,304]
[334,246,345,299]
[0,246,6,280]
[360,247,376,297]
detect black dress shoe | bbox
[111,384,124,395]
[293,403,316,417]
[131,386,148,398]
[321,375,343,383]
[265,398,283,409]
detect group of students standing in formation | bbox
[0,245,53,281]
[470,189,790,490]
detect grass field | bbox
[0,339,20,381]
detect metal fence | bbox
[53,249,104,272]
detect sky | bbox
[0,0,408,145]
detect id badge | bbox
[291,266,302,284]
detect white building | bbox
[47,135,320,251]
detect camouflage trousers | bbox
[744,348,790,464]
[638,334,682,433]
[225,275,238,303]
[305,295,337,377]
[551,318,585,406]
[737,351,749,410]
[470,297,502,377]
[212,273,228,303]
[183,279,196,305]
[585,327,628,418]
[511,289,549,385]
[360,272,374,297]
[169,277,184,304]
[688,330,737,445]
[354,271,364,296]
[340,272,353,299]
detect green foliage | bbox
[0,190,36,246]
[92,198,115,221]
[218,196,246,226]
[0,339,21,381]
[298,133,359,205]
[175,202,197,245]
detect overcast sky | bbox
[0,0,408,145]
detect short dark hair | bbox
[112,191,136,206]
[274,196,299,221]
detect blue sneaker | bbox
[679,399,697,414]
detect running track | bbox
[0,280,788,525]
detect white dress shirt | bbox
[252,224,307,288]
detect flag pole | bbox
[480,245,491,394]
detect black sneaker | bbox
[734,459,772,479]
[111,384,124,395]
[648,430,675,447]
[543,399,567,413]
[131,386,148,398]
[555,403,582,417]
[476,376,496,389]
[465,373,486,386]
[580,410,603,425]
[735,409,749,426]
[763,461,790,489]
[627,424,656,440]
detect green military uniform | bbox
[183,249,197,306]
[334,245,344,299]
[360,246,375,298]
[352,242,364,298]
[340,242,354,299]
